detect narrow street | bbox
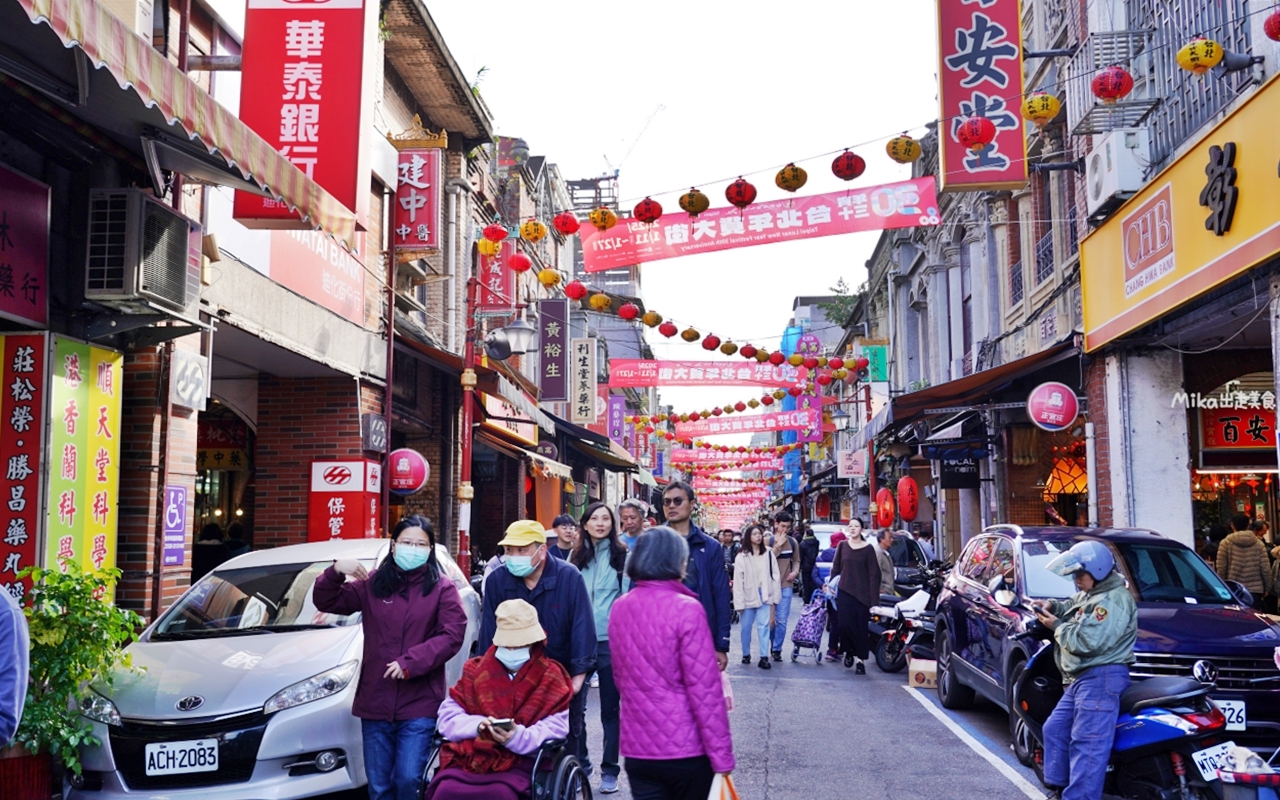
[581,596,1046,800]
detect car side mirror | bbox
[987,574,1006,593]
[994,589,1017,608]
[1226,580,1254,608]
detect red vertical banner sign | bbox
[234,0,374,226]
[0,334,45,601]
[476,250,515,313]
[0,166,50,327]
[937,0,1028,191]
[392,148,442,256]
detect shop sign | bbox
[535,441,559,461]
[0,165,49,327]
[537,299,569,401]
[571,339,597,425]
[609,359,801,388]
[940,457,980,489]
[586,385,609,436]
[198,417,250,471]
[1081,75,1280,352]
[936,0,1027,191]
[308,459,381,541]
[0,334,45,600]
[361,412,388,453]
[797,392,824,443]
[795,334,822,356]
[393,148,442,256]
[388,448,430,495]
[477,248,516,313]
[1026,382,1079,432]
[675,408,819,438]
[162,486,188,567]
[481,392,538,447]
[234,0,373,226]
[170,350,209,412]
[1201,407,1276,449]
[863,344,889,382]
[45,337,123,590]
[837,449,867,479]
[580,178,939,272]
[607,394,626,448]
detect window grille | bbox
[1010,260,1025,307]
[1035,231,1055,285]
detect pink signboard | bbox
[937,0,1027,191]
[1026,381,1079,433]
[609,360,801,389]
[581,178,938,273]
[675,409,819,439]
[797,393,824,444]
[0,166,49,327]
[393,149,442,255]
[477,250,516,313]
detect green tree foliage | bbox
[818,278,861,328]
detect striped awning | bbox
[16,0,357,248]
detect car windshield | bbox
[153,561,363,639]
[1020,540,1079,599]
[1116,542,1234,604]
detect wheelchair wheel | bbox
[551,755,593,800]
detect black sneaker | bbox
[758,657,771,670]
[855,661,866,675]
[771,650,782,662]
[844,653,855,668]
[741,655,752,665]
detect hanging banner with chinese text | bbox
[477,250,516,313]
[0,166,49,327]
[608,394,627,448]
[675,408,819,439]
[537,299,568,401]
[571,339,597,424]
[393,148,442,257]
[581,178,939,272]
[797,392,824,444]
[609,360,801,388]
[44,336,123,582]
[0,334,45,600]
[1201,407,1277,449]
[671,449,785,465]
[937,0,1028,191]
[234,0,374,226]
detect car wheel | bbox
[875,634,908,673]
[1008,660,1034,766]
[936,626,975,709]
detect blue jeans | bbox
[361,717,436,800]
[770,586,794,652]
[1042,664,1130,800]
[739,605,772,658]
[571,640,620,778]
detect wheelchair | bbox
[421,732,593,800]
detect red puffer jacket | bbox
[608,580,735,774]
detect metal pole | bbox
[865,383,876,515]
[1085,421,1098,527]
[457,277,478,575]
[382,187,395,536]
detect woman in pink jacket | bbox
[609,526,735,800]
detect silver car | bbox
[65,538,481,800]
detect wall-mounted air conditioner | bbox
[1085,128,1150,224]
[85,189,199,314]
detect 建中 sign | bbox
[393,148,442,255]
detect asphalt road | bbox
[577,595,1049,800]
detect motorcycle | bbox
[1013,624,1233,799]
[870,560,949,673]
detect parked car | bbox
[65,538,481,800]
[933,525,1280,763]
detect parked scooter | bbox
[1012,624,1233,799]
[869,560,949,673]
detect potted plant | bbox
[0,563,143,800]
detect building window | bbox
[960,240,973,375]
[1034,174,1054,285]
[1010,260,1024,307]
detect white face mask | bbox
[495,646,531,672]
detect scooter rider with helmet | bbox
[1030,540,1138,800]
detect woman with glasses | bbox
[314,515,469,800]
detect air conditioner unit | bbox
[85,189,199,313]
[1085,128,1150,223]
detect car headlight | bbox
[263,661,359,715]
[80,691,121,726]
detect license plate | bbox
[1191,740,1235,783]
[1215,698,1247,731]
[144,739,219,776]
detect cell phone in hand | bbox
[490,718,515,732]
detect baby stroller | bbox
[790,588,828,663]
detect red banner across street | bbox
[675,409,818,439]
[609,360,802,389]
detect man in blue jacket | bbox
[660,480,732,671]
[1,589,29,743]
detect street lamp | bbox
[831,407,851,431]
[502,316,538,356]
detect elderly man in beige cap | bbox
[427,599,574,799]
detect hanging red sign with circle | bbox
[388,448,430,495]
[1026,382,1079,433]
[897,476,919,522]
[875,487,896,528]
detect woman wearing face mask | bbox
[314,516,468,800]
[425,599,574,800]
[571,502,629,793]
[732,524,781,669]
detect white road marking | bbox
[905,686,1046,800]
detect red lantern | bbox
[815,494,832,518]
[644,425,655,434]
[658,321,679,338]
[553,211,580,236]
[740,344,757,359]
[802,356,819,370]
[1267,10,1280,42]
[855,356,870,369]
[564,279,588,300]
[665,431,676,441]
[1091,65,1134,105]
[768,351,786,366]
[787,387,802,397]
[828,357,844,370]
[897,476,919,522]
[482,223,508,242]
[617,302,639,321]
[816,374,832,386]
[711,408,723,416]
[725,177,758,210]
[875,487,896,528]
[508,252,532,273]
[734,401,746,412]
[832,150,866,181]
[761,395,775,406]
[702,334,722,351]
[689,412,701,422]
[633,197,663,224]
[956,117,997,154]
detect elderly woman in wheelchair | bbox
[424,599,579,800]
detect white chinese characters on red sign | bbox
[393,149,441,253]
[388,448,430,496]
[308,460,381,541]
[1026,382,1079,433]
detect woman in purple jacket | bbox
[609,526,735,800]
[314,515,468,800]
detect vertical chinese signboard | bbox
[234,0,374,225]
[0,334,45,600]
[308,460,382,541]
[476,250,516,313]
[937,0,1027,191]
[0,166,49,327]
[538,299,568,401]
[571,339,597,425]
[44,337,123,583]
[392,148,442,257]
[607,395,627,448]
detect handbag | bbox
[721,671,734,713]
[707,773,740,800]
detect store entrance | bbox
[196,402,255,545]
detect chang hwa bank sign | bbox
[1122,184,1175,299]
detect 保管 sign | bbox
[308,460,381,541]
[234,0,374,225]
[571,339,597,425]
[609,360,801,388]
[537,299,568,401]
[0,165,49,327]
[393,149,442,256]
[581,178,939,272]
[937,0,1027,191]
[1026,381,1079,433]
[0,334,45,600]
[674,408,819,439]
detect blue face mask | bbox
[495,646,531,672]
[505,555,535,577]
[393,545,430,572]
